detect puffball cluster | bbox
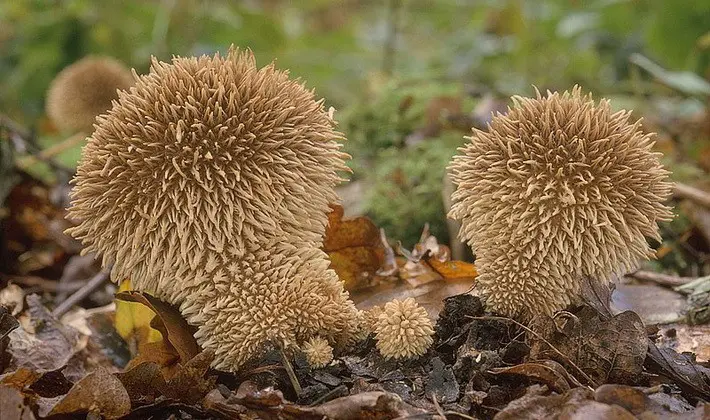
[448,87,673,319]
[374,298,434,359]
[66,48,359,371]
[46,56,134,133]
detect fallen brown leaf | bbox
[161,350,216,404]
[494,386,636,420]
[38,368,130,419]
[645,342,710,402]
[323,204,387,291]
[115,361,166,404]
[530,307,647,386]
[6,294,80,373]
[116,290,199,376]
[204,387,425,420]
[0,384,36,420]
[489,360,573,394]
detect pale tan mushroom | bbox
[302,336,334,368]
[46,56,134,133]
[374,298,434,359]
[66,47,358,371]
[448,86,673,319]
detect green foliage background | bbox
[1,0,709,246]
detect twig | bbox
[429,392,446,418]
[0,274,84,293]
[1,114,74,177]
[445,412,478,420]
[466,316,599,388]
[51,270,110,317]
[673,182,710,209]
[625,270,695,288]
[278,344,302,397]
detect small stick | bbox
[0,274,84,293]
[673,182,710,209]
[278,344,302,397]
[51,271,109,317]
[625,270,695,288]
[467,315,599,388]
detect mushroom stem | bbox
[279,344,302,397]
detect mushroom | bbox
[66,48,358,371]
[448,87,673,319]
[46,56,134,133]
[301,336,334,368]
[374,298,434,359]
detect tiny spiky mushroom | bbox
[448,86,673,319]
[374,298,434,359]
[302,336,334,368]
[46,56,134,133]
[66,48,358,371]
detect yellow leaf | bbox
[114,280,162,350]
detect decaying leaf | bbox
[495,386,637,420]
[0,305,19,341]
[645,342,710,402]
[113,280,162,353]
[116,290,200,377]
[399,226,477,287]
[324,204,388,291]
[37,369,130,418]
[204,387,425,420]
[161,350,216,404]
[529,306,647,386]
[6,294,80,373]
[115,362,166,404]
[0,385,36,420]
[490,360,574,394]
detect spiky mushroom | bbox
[301,336,334,368]
[448,86,673,319]
[374,298,434,359]
[46,56,135,133]
[66,48,358,371]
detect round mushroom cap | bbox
[46,56,134,133]
[66,48,355,370]
[374,298,434,359]
[302,336,334,368]
[448,86,673,319]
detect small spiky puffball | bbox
[66,48,358,371]
[448,87,673,319]
[46,56,134,133]
[302,336,334,368]
[374,298,434,359]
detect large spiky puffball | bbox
[66,48,357,370]
[448,87,673,319]
[46,56,135,133]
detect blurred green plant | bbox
[342,78,473,246]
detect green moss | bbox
[364,132,463,247]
